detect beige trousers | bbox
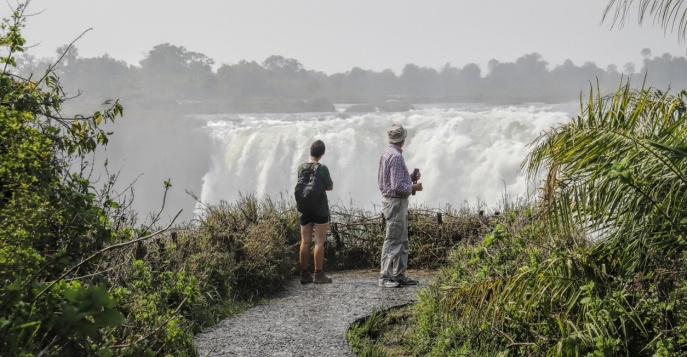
[379,196,409,282]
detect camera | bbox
[411,168,420,195]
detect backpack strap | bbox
[309,163,322,184]
[306,162,320,173]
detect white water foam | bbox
[195,103,577,213]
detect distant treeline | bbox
[16,44,687,112]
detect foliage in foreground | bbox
[0,5,296,355]
[385,85,687,356]
[347,307,414,357]
[0,4,134,355]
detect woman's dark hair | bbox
[310,140,325,157]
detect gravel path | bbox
[194,269,434,357]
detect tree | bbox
[438,63,461,95]
[457,63,483,100]
[216,60,269,99]
[56,44,79,67]
[59,53,134,105]
[485,53,551,102]
[261,55,304,76]
[487,59,500,73]
[0,3,143,355]
[398,63,440,96]
[639,51,687,89]
[139,43,214,73]
[13,52,51,77]
[138,43,215,101]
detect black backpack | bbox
[294,163,325,214]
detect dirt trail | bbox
[194,269,434,357]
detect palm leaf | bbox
[604,0,687,43]
[525,83,687,273]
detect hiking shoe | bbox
[394,277,419,286]
[379,279,400,288]
[313,271,332,284]
[300,271,313,284]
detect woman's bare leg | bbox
[300,223,314,271]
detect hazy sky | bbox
[16,0,686,75]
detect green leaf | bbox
[94,309,125,328]
[64,286,85,303]
[90,286,114,309]
[483,233,494,247]
[649,141,687,158]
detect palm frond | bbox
[603,0,687,43]
[525,83,687,273]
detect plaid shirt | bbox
[378,144,412,197]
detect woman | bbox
[296,140,334,284]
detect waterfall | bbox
[195,103,576,212]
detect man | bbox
[377,123,423,288]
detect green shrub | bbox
[408,203,560,356]
[404,86,687,356]
[0,4,132,355]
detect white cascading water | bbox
[195,103,577,213]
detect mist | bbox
[17,45,687,223]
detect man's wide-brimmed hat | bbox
[387,124,407,143]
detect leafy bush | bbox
[170,195,300,325]
[408,203,560,356]
[0,9,304,352]
[0,4,129,355]
[404,85,687,356]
